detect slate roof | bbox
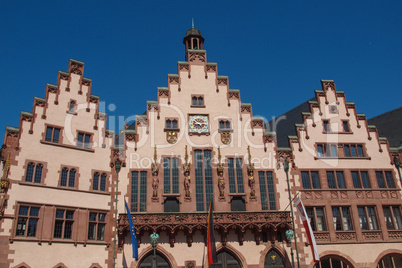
[266,98,313,148]
[368,106,402,148]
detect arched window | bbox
[26,162,35,182]
[198,97,203,106]
[210,250,241,268]
[69,101,75,113]
[60,168,76,188]
[172,120,178,129]
[377,254,402,268]
[220,121,225,129]
[100,173,107,191]
[264,249,285,268]
[26,162,43,183]
[93,172,99,190]
[166,120,172,129]
[193,39,198,49]
[225,121,230,129]
[314,255,353,268]
[69,169,76,187]
[192,96,198,106]
[139,252,171,268]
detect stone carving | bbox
[228,92,240,99]
[220,131,231,145]
[169,77,179,84]
[217,78,228,85]
[158,89,169,97]
[247,146,256,199]
[336,232,356,241]
[152,146,159,199]
[183,146,191,199]
[206,65,216,72]
[188,51,206,62]
[241,106,251,113]
[217,147,225,200]
[166,131,178,144]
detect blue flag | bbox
[125,200,139,260]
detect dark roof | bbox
[266,98,313,148]
[183,27,204,43]
[368,107,402,148]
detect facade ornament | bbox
[217,146,225,200]
[220,131,231,145]
[247,146,256,199]
[183,145,191,200]
[0,152,11,217]
[152,145,159,200]
[166,131,178,144]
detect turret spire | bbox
[192,18,194,29]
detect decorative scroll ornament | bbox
[151,145,159,199]
[183,145,191,199]
[247,146,256,198]
[166,131,178,144]
[221,131,231,145]
[217,146,225,199]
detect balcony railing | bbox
[118,210,292,248]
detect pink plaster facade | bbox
[0,28,401,268]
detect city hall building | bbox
[0,27,401,268]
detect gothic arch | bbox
[258,244,291,268]
[207,244,246,268]
[372,249,402,268]
[12,263,32,268]
[134,244,177,268]
[310,251,356,268]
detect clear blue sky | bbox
[1,1,401,138]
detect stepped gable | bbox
[368,106,402,148]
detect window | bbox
[383,206,402,230]
[191,95,204,106]
[77,132,91,148]
[306,207,326,231]
[332,207,353,231]
[228,158,244,193]
[45,126,60,143]
[358,206,379,230]
[378,254,402,268]
[314,256,352,268]
[60,168,76,188]
[351,171,370,188]
[195,150,213,211]
[258,171,276,210]
[53,209,74,239]
[301,171,320,189]
[376,171,395,188]
[93,172,107,191]
[25,162,43,183]
[15,205,39,237]
[88,212,106,240]
[231,197,246,211]
[219,120,231,130]
[165,119,178,129]
[326,171,345,189]
[164,198,179,212]
[69,101,76,113]
[317,144,337,157]
[343,144,364,157]
[131,171,147,212]
[342,121,350,132]
[163,158,179,194]
[323,120,330,132]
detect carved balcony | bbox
[117,211,292,248]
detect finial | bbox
[248,146,251,164]
[192,18,194,29]
[185,145,188,164]
[218,146,221,164]
[154,145,157,163]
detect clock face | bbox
[189,115,209,133]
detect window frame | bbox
[130,170,148,212]
[342,120,350,133]
[59,167,78,189]
[53,208,75,239]
[326,171,346,189]
[332,206,353,231]
[306,207,327,232]
[316,143,338,157]
[375,170,396,189]
[76,131,92,149]
[87,211,107,241]
[358,206,379,231]
[24,161,44,184]
[301,171,321,189]
[323,120,330,132]
[383,206,402,230]
[351,170,371,188]
[165,118,179,130]
[15,205,40,238]
[194,149,214,211]
[343,144,365,158]
[227,157,245,194]
[92,172,108,192]
[163,157,179,194]
[191,95,205,107]
[44,125,62,143]
[258,171,277,211]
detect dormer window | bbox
[191,95,204,107]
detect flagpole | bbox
[284,159,300,268]
[113,159,122,268]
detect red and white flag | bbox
[294,197,320,262]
